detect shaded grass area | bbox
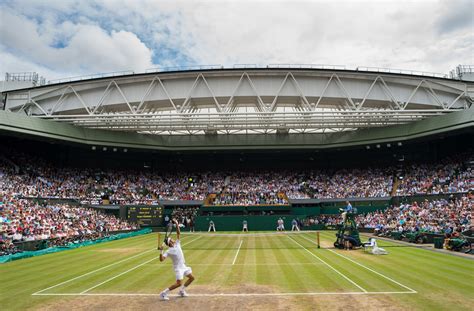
[1,231,473,310]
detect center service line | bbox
[79,236,203,294]
[287,235,368,293]
[232,240,244,265]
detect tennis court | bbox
[2,231,473,310]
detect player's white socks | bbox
[162,288,170,294]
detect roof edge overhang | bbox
[0,106,473,151]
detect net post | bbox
[157,232,160,249]
[317,232,320,249]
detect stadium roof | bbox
[2,66,473,135]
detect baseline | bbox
[32,291,417,297]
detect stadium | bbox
[1,63,473,310]
[1,2,473,311]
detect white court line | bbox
[193,231,320,237]
[79,256,158,294]
[232,240,243,265]
[78,236,203,295]
[32,233,179,295]
[32,291,416,297]
[32,248,155,295]
[298,234,417,293]
[148,262,324,266]
[287,235,368,293]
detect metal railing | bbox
[5,72,38,82]
[145,65,223,73]
[268,64,347,70]
[5,72,46,86]
[356,66,448,78]
[450,65,474,80]
[41,64,456,86]
[47,70,134,84]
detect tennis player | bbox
[242,220,248,232]
[159,219,195,300]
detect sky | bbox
[0,0,472,81]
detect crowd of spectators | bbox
[1,162,397,206]
[303,215,340,227]
[168,207,199,232]
[1,147,472,256]
[396,156,472,196]
[355,195,472,236]
[0,194,137,256]
[213,191,287,205]
[0,150,472,207]
[301,168,393,199]
[210,171,298,205]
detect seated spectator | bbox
[0,195,137,255]
[355,196,472,237]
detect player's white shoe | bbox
[160,291,170,301]
[179,289,188,297]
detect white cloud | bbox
[171,0,473,73]
[0,0,472,80]
[0,48,71,80]
[0,7,153,79]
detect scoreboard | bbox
[127,206,163,226]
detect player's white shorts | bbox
[175,266,192,280]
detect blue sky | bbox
[0,0,472,80]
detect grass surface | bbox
[1,231,473,310]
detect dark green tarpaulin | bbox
[0,228,151,264]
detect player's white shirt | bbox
[163,239,186,271]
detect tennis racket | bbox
[163,221,174,246]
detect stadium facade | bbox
[1,65,473,151]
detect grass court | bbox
[1,231,473,310]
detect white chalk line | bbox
[232,240,243,265]
[78,236,203,294]
[33,232,416,297]
[32,291,416,297]
[146,262,324,266]
[287,235,368,293]
[32,235,201,296]
[298,234,417,294]
[32,249,154,295]
[79,256,157,294]
[192,231,320,237]
[32,233,168,295]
